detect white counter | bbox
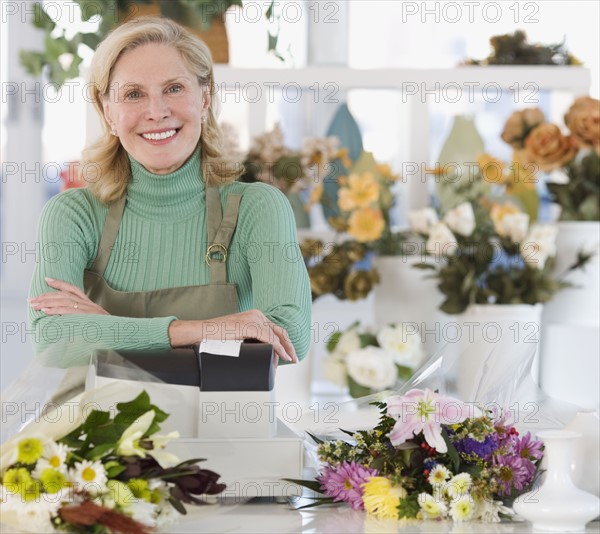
[169,498,600,534]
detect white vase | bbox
[448,303,543,402]
[543,221,600,327]
[372,255,443,355]
[513,430,600,532]
[564,410,600,497]
[541,221,600,409]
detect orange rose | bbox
[524,123,577,172]
[564,96,600,154]
[501,108,545,149]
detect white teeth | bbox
[142,129,177,141]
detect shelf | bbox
[213,66,591,92]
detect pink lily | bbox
[386,389,473,453]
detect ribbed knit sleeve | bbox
[235,184,312,360]
[28,189,176,367]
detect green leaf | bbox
[397,493,420,518]
[348,375,373,398]
[412,262,437,270]
[442,430,460,472]
[106,464,126,478]
[358,333,378,348]
[87,443,115,461]
[19,51,46,77]
[282,478,324,494]
[294,497,336,510]
[32,3,56,31]
[306,431,324,445]
[326,331,342,353]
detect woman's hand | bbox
[29,277,110,316]
[168,309,297,363]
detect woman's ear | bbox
[202,88,211,114]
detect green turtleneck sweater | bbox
[28,151,312,366]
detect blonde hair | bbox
[82,17,241,203]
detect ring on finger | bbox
[73,301,78,310]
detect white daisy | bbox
[474,497,513,522]
[428,464,452,487]
[71,460,107,495]
[449,494,476,522]
[445,472,472,499]
[418,492,448,519]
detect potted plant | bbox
[20,0,277,85]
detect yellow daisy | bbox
[17,438,44,464]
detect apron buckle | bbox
[205,243,228,265]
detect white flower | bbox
[428,464,452,486]
[346,347,398,390]
[71,460,107,494]
[155,499,183,527]
[496,213,529,243]
[376,325,424,369]
[445,473,472,500]
[521,224,558,269]
[547,169,570,184]
[116,410,155,458]
[323,355,348,387]
[426,222,459,256]
[1,483,66,532]
[443,202,476,236]
[449,493,476,522]
[33,442,70,478]
[333,328,361,357]
[128,499,158,527]
[409,208,439,235]
[418,492,448,519]
[473,497,513,522]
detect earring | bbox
[109,124,118,136]
[201,115,207,124]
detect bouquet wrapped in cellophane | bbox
[0,347,225,533]
[289,332,583,523]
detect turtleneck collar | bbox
[125,148,205,221]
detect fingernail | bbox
[45,277,55,282]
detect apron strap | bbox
[88,195,127,277]
[205,188,242,285]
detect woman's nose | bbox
[145,94,170,120]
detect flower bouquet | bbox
[323,322,425,398]
[0,391,224,533]
[501,97,600,221]
[240,123,351,196]
[409,199,592,314]
[299,238,380,302]
[289,388,544,523]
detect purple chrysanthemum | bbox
[515,432,544,461]
[494,455,534,496]
[317,461,378,510]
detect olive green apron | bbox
[83,187,242,320]
[50,187,242,402]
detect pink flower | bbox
[386,389,472,453]
[317,461,378,510]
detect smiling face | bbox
[102,43,209,175]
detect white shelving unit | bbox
[212,65,591,209]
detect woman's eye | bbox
[167,84,183,94]
[124,90,141,100]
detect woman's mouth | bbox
[141,129,179,141]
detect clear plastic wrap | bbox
[296,329,584,468]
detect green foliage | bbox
[20,0,275,86]
[547,151,600,221]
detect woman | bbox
[28,18,311,367]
